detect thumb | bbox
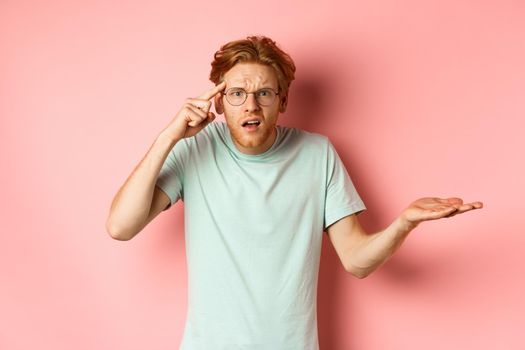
[196,112,215,130]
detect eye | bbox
[228,89,245,97]
[257,89,272,97]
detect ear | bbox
[214,93,224,114]
[279,93,288,113]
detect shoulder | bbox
[278,125,331,151]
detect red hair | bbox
[209,36,296,96]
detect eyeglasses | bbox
[221,87,279,106]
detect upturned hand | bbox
[400,197,483,230]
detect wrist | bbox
[157,130,181,146]
[396,214,419,234]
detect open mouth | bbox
[242,120,261,127]
[242,120,261,131]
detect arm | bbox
[326,197,483,278]
[105,82,226,241]
[105,134,178,241]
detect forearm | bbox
[348,217,417,278]
[106,132,179,240]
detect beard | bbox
[226,118,277,152]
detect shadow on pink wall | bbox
[286,52,436,349]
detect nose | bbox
[243,93,260,112]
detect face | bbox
[214,62,287,155]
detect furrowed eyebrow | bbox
[227,86,276,91]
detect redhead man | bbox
[106,36,482,349]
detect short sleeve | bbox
[155,140,189,210]
[323,140,366,230]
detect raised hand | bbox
[400,197,483,229]
[161,81,226,142]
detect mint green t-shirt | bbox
[155,121,366,350]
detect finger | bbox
[197,81,227,100]
[188,117,207,127]
[427,206,457,220]
[190,114,214,128]
[184,103,207,119]
[182,105,207,127]
[441,198,483,211]
[448,203,484,216]
[201,112,216,127]
[456,203,480,213]
[186,98,212,112]
[470,201,484,209]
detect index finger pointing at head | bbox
[198,81,226,100]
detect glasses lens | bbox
[226,88,246,106]
[224,88,278,106]
[256,89,276,106]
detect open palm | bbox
[401,197,483,227]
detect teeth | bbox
[244,121,260,126]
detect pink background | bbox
[2,0,523,349]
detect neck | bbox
[233,126,277,155]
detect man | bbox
[106,36,483,349]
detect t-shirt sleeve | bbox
[323,140,366,230]
[155,140,188,210]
